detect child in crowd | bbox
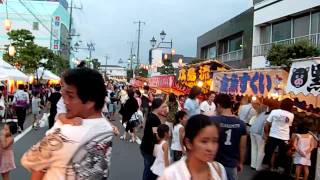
[171,111,187,161]
[0,122,17,180]
[293,123,314,180]
[31,92,44,130]
[150,124,171,179]
[159,114,227,180]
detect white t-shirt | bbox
[158,158,227,180]
[267,109,294,141]
[151,140,170,176]
[238,104,257,124]
[31,97,41,114]
[171,124,183,151]
[200,101,216,116]
[57,98,66,115]
[184,98,200,117]
[21,117,113,180]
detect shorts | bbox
[108,104,114,113]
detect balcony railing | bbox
[253,33,320,57]
[218,49,244,62]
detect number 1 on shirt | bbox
[224,129,232,145]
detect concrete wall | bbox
[197,8,254,68]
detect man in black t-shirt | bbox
[210,94,247,180]
[48,85,62,128]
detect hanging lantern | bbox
[8,45,16,57]
[4,18,12,31]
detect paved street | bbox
[10,111,256,180]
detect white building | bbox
[100,65,127,81]
[0,0,71,62]
[252,0,320,68]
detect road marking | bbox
[14,126,32,143]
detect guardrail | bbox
[218,49,244,62]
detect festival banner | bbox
[286,59,320,96]
[148,75,175,88]
[212,69,288,98]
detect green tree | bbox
[135,68,148,77]
[159,55,174,75]
[267,40,320,67]
[91,58,101,70]
[3,29,68,79]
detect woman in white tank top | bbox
[171,111,188,161]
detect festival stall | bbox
[148,75,184,95]
[34,67,60,85]
[177,60,230,94]
[0,59,28,94]
[211,67,288,100]
[285,58,320,180]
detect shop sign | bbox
[148,75,175,88]
[212,69,288,97]
[51,16,61,50]
[286,59,320,96]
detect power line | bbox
[18,0,57,39]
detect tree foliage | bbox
[135,68,148,78]
[3,29,69,77]
[159,55,175,75]
[267,40,320,67]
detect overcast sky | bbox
[73,0,252,65]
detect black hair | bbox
[215,94,233,109]
[33,91,40,97]
[18,84,25,90]
[143,85,150,91]
[63,68,105,111]
[185,114,219,145]
[77,61,86,68]
[152,98,163,111]
[157,124,169,139]
[169,93,176,103]
[174,110,187,126]
[135,90,141,97]
[54,85,61,92]
[128,89,135,98]
[296,122,310,134]
[280,98,294,112]
[6,122,17,135]
[251,170,291,180]
[188,86,201,99]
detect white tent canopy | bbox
[35,67,60,81]
[0,59,29,81]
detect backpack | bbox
[66,132,114,180]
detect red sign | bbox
[148,75,175,88]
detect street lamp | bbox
[150,36,156,48]
[160,30,166,42]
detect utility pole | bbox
[134,20,145,67]
[104,55,109,73]
[87,42,95,59]
[68,0,82,59]
[129,42,134,70]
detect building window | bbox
[33,22,39,30]
[293,14,310,37]
[201,48,208,59]
[311,11,320,34]
[272,20,291,42]
[207,46,216,59]
[229,36,242,52]
[260,25,271,44]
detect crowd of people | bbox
[116,84,319,180]
[0,66,319,180]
